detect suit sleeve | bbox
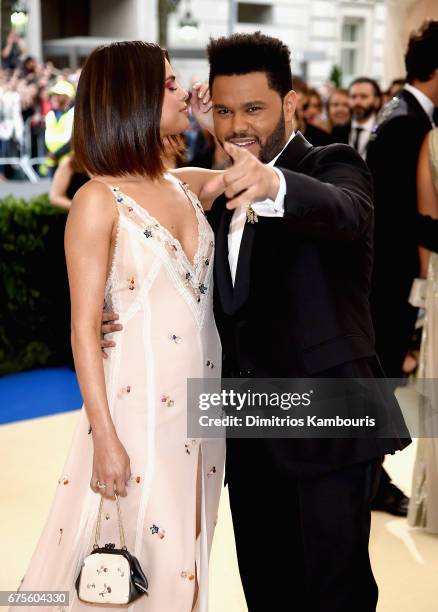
[277,144,373,240]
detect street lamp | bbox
[11,0,28,35]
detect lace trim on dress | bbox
[108,183,214,326]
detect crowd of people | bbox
[0,28,410,186]
[0,30,79,180]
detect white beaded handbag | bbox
[75,493,148,605]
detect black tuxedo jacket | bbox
[416,214,438,251]
[366,90,432,279]
[331,121,351,145]
[208,132,410,475]
[366,91,432,374]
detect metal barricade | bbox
[0,116,47,183]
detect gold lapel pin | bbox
[246,202,258,224]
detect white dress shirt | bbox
[348,114,376,160]
[404,83,436,127]
[227,132,294,284]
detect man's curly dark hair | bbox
[405,20,438,83]
[207,31,293,98]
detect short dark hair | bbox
[390,78,406,88]
[74,41,166,179]
[348,77,382,99]
[207,31,293,99]
[405,20,438,83]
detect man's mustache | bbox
[224,133,261,144]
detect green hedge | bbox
[0,195,73,376]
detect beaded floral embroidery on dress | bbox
[109,177,214,329]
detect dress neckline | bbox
[111,174,202,270]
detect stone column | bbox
[135,0,157,43]
[26,0,43,61]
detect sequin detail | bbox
[118,385,131,397]
[161,394,174,407]
[99,584,111,597]
[110,184,214,322]
[185,439,197,455]
[150,524,166,539]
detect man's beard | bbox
[259,114,287,163]
[352,104,375,121]
[224,113,287,164]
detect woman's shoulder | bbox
[70,179,119,220]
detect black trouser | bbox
[227,443,381,612]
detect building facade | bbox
[25,0,387,88]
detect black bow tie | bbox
[433,107,438,127]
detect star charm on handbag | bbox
[246,202,258,224]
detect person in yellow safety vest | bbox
[42,80,75,177]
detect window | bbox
[340,18,364,85]
[237,3,273,25]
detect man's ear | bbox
[283,90,297,123]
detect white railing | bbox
[0,117,47,183]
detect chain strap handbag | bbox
[75,493,148,605]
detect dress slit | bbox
[191,444,203,611]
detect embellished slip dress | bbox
[409,128,438,533]
[16,173,226,611]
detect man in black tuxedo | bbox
[203,32,409,612]
[365,21,438,516]
[331,77,382,159]
[367,20,438,380]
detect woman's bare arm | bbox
[50,156,74,209]
[170,167,225,210]
[417,133,438,277]
[65,181,131,498]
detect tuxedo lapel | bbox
[274,131,314,170]
[214,198,234,314]
[231,219,257,313]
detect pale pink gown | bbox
[16,174,225,612]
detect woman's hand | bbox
[190,81,214,135]
[90,435,132,499]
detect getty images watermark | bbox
[198,388,376,429]
[187,378,438,439]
